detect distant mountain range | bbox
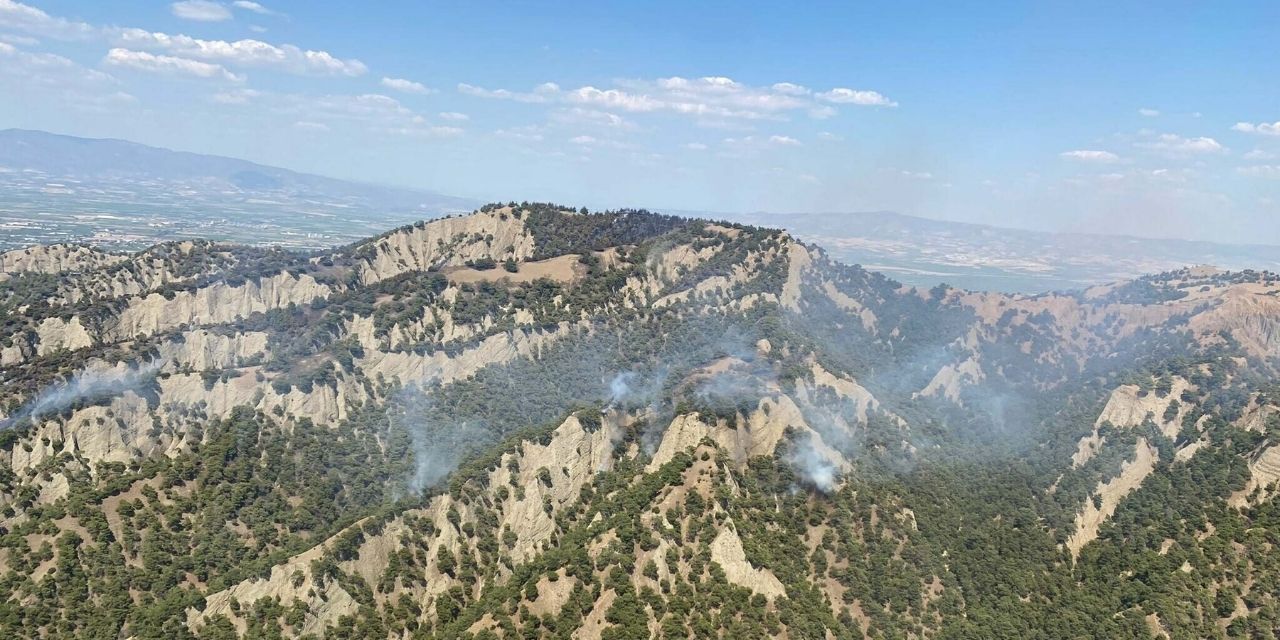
[712,210,1280,292]
[0,128,477,251]
[2,128,1279,292]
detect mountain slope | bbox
[0,129,478,251]
[0,204,1278,639]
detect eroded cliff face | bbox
[356,209,536,285]
[110,272,332,342]
[0,244,126,280]
[1,270,329,367]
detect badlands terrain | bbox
[0,203,1279,638]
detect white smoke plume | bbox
[387,384,496,495]
[1,359,166,431]
[784,430,840,493]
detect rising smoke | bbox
[0,359,167,432]
[387,383,496,495]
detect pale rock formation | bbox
[362,324,573,389]
[798,362,880,422]
[709,520,786,599]
[781,242,812,311]
[1067,438,1158,558]
[34,316,93,355]
[1073,378,1192,468]
[357,209,535,285]
[920,357,984,403]
[822,280,878,331]
[0,244,124,279]
[647,395,845,472]
[189,526,363,636]
[111,272,331,341]
[9,391,160,476]
[1228,445,1280,507]
[490,415,619,561]
[156,329,269,371]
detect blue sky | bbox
[2,1,1279,243]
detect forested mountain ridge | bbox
[0,204,1279,639]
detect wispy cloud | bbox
[1138,107,1160,117]
[0,0,96,40]
[1238,165,1280,178]
[387,125,463,138]
[0,40,133,110]
[1138,133,1225,155]
[494,125,545,142]
[211,88,463,139]
[171,1,232,22]
[212,87,260,104]
[549,107,635,130]
[816,87,897,107]
[459,75,897,121]
[458,81,559,103]
[232,1,275,15]
[1060,149,1120,163]
[381,76,430,94]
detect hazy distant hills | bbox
[719,210,1280,292]
[0,129,477,251]
[3,129,1279,291]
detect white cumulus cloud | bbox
[117,28,367,76]
[381,76,430,94]
[1232,121,1280,136]
[105,48,242,82]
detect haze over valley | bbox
[6,129,1280,293]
